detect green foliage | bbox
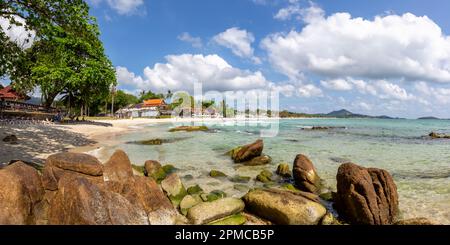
[138,90,164,102]
[1,0,116,112]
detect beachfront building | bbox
[0,86,29,101]
[115,99,171,118]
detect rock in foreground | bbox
[0,161,44,224]
[335,163,399,225]
[187,197,245,224]
[293,154,321,193]
[243,188,327,225]
[48,176,149,225]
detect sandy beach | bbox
[0,117,282,165]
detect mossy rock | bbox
[229,175,251,183]
[201,190,227,202]
[226,146,242,158]
[131,164,145,175]
[169,126,209,132]
[135,138,164,145]
[150,168,167,183]
[319,192,333,202]
[161,174,188,208]
[233,184,249,192]
[263,182,277,188]
[281,183,300,192]
[187,184,203,195]
[183,174,194,181]
[256,170,273,183]
[210,170,227,178]
[320,212,341,225]
[208,213,247,225]
[180,195,202,216]
[162,164,176,174]
[276,163,292,177]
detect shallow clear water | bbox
[92,118,450,224]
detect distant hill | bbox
[418,116,440,120]
[279,109,399,119]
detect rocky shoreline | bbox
[0,136,439,225]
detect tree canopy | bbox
[1,0,116,112]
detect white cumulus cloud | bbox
[90,0,145,15]
[262,10,450,83]
[116,54,270,93]
[213,27,261,64]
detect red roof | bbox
[0,86,24,100]
[143,99,166,107]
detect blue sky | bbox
[4,0,450,118]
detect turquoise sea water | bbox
[93,118,450,224]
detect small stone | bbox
[276,163,292,177]
[2,135,18,144]
[319,192,333,201]
[229,175,251,183]
[180,195,202,216]
[161,173,187,208]
[244,155,272,166]
[320,212,340,225]
[233,184,249,192]
[210,170,227,178]
[187,185,203,195]
[162,164,176,174]
[256,170,273,183]
[201,190,227,202]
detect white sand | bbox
[0,117,284,165]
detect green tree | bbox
[138,90,164,102]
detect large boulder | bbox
[106,176,179,225]
[293,154,321,193]
[242,188,327,225]
[335,163,399,225]
[0,162,45,224]
[103,150,134,182]
[48,175,149,225]
[230,139,264,163]
[42,152,104,191]
[187,197,245,224]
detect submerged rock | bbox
[0,161,44,224]
[187,197,245,224]
[256,170,273,183]
[209,170,227,178]
[162,164,176,174]
[161,173,187,208]
[187,185,203,195]
[229,175,251,183]
[243,188,327,225]
[169,126,209,132]
[244,155,272,166]
[229,139,264,163]
[429,132,450,139]
[276,163,292,178]
[335,163,399,225]
[2,134,18,144]
[201,190,227,202]
[293,154,321,193]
